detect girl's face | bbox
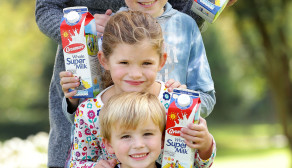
[125,0,168,17]
[100,40,166,94]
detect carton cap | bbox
[177,94,191,107]
[66,11,80,23]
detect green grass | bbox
[208,123,291,168]
[214,148,290,168]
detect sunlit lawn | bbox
[209,123,291,168]
[214,148,290,168]
[0,124,290,168]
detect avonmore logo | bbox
[64,43,85,54]
[167,127,182,137]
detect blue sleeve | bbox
[199,90,216,118]
[187,21,215,117]
[168,0,205,28]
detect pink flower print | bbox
[87,110,95,119]
[76,151,80,157]
[78,131,82,138]
[80,119,84,125]
[84,128,91,135]
[87,110,97,128]
[76,109,80,116]
[83,146,87,151]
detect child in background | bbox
[99,92,166,168]
[61,11,215,168]
[118,0,216,118]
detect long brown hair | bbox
[101,11,164,89]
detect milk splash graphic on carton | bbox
[162,88,201,168]
[191,0,229,23]
[60,6,101,98]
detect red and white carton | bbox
[60,6,100,98]
[162,88,201,168]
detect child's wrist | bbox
[198,134,214,160]
[66,98,79,114]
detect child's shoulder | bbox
[78,91,104,110]
[163,9,199,33]
[157,81,172,109]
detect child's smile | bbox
[125,0,167,17]
[137,0,157,7]
[129,153,149,160]
[125,80,145,86]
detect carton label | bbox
[60,7,101,98]
[191,0,228,23]
[64,43,85,54]
[162,89,201,168]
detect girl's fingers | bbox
[105,9,112,16]
[59,71,72,78]
[60,76,79,86]
[165,79,175,88]
[179,84,187,89]
[65,90,77,98]
[184,137,203,149]
[61,82,79,91]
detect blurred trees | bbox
[203,0,292,162]
[201,0,291,164]
[0,0,55,138]
[232,0,292,155]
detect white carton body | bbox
[162,89,201,168]
[60,7,101,98]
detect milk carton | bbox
[191,0,229,23]
[162,88,201,168]
[60,6,101,98]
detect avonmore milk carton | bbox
[162,88,201,168]
[191,0,229,23]
[60,6,100,98]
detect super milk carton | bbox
[191,0,229,23]
[60,6,101,98]
[162,88,201,168]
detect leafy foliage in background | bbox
[0,1,56,125]
[203,12,274,123]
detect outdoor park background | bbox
[0,0,291,167]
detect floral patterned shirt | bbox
[67,81,216,168]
